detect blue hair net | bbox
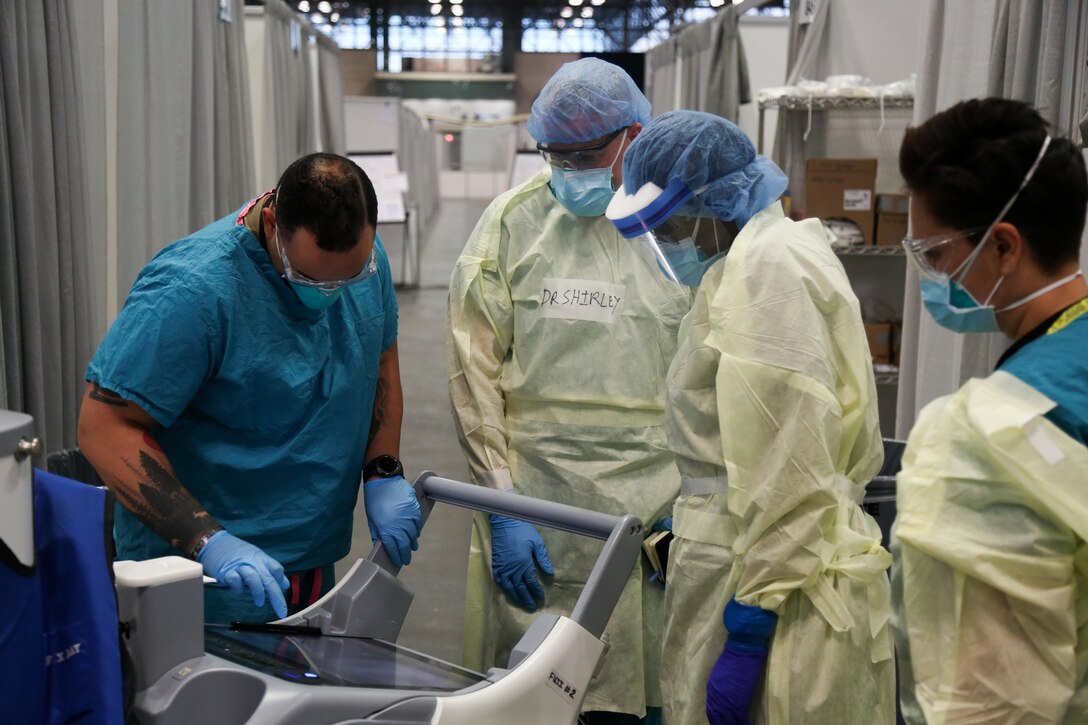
[621,110,788,227]
[527,58,652,146]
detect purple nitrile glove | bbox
[706,645,768,725]
[705,597,778,724]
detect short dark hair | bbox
[274,153,379,252]
[899,97,1087,274]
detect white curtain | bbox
[314,31,346,155]
[896,0,1088,435]
[646,35,682,115]
[115,0,253,299]
[398,106,440,233]
[0,0,107,452]
[644,7,751,120]
[248,0,317,190]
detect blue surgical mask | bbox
[291,283,343,310]
[660,239,710,287]
[920,276,1002,333]
[922,269,1084,335]
[550,130,626,217]
[551,166,615,217]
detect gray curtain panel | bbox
[706,10,751,120]
[115,0,253,300]
[315,32,346,155]
[263,0,318,178]
[644,8,750,120]
[680,21,715,113]
[681,9,751,120]
[895,0,1087,435]
[398,105,440,231]
[646,35,682,115]
[772,0,830,203]
[0,0,101,452]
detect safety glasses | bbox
[537,127,628,171]
[275,229,378,290]
[901,228,986,281]
[903,134,1052,283]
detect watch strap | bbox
[190,526,225,560]
[364,455,403,481]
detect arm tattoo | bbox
[89,383,130,408]
[368,377,388,448]
[112,449,216,553]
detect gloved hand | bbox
[363,475,422,567]
[705,598,778,725]
[197,530,290,619]
[489,514,554,612]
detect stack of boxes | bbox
[804,159,878,245]
[803,158,905,368]
[864,320,902,368]
[803,159,910,248]
[875,193,909,247]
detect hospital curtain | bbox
[398,106,441,232]
[252,0,318,188]
[644,7,750,120]
[115,0,253,300]
[314,31,347,155]
[0,0,105,453]
[895,0,1088,434]
[646,35,682,116]
[676,10,751,120]
[771,0,831,203]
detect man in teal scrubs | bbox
[79,153,422,623]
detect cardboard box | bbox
[805,158,878,246]
[876,193,909,247]
[864,321,894,365]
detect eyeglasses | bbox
[275,228,378,290]
[537,127,628,171]
[901,228,987,281]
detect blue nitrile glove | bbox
[488,514,554,612]
[197,530,291,619]
[363,475,423,567]
[706,598,778,725]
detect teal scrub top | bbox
[87,204,398,572]
[1000,303,1088,446]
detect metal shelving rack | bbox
[874,371,900,386]
[756,94,914,153]
[834,245,905,257]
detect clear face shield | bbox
[606,179,727,286]
[638,215,729,286]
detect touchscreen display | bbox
[205,625,485,691]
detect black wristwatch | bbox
[363,454,404,481]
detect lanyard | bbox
[1049,297,1088,335]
